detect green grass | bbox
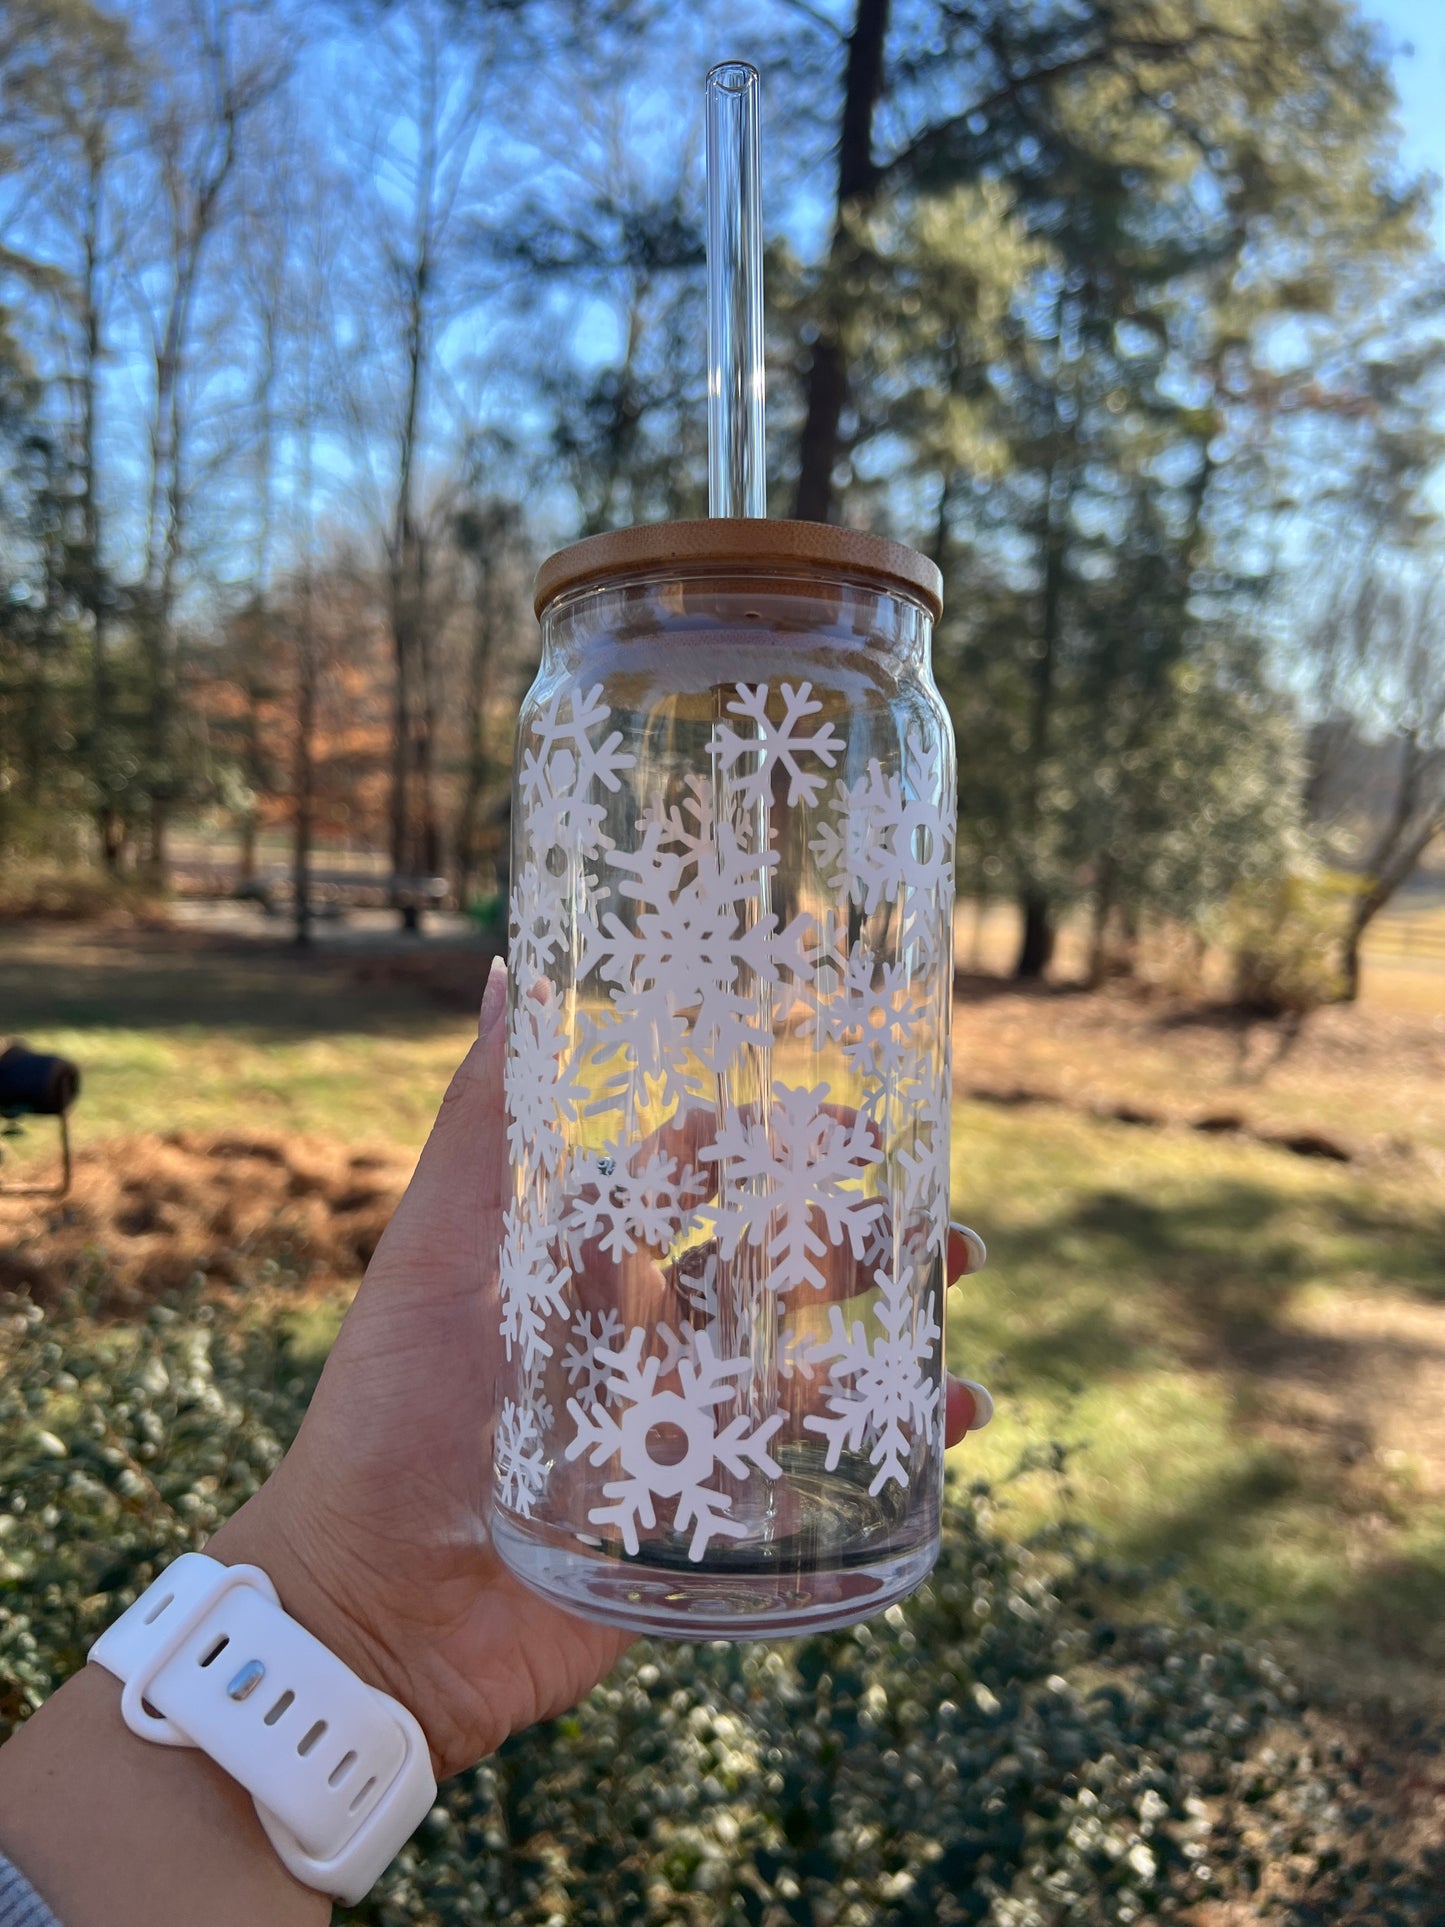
[0,932,478,1160]
[5,927,1444,1710]
[948,1100,1445,1702]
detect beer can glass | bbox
[492,519,954,1637]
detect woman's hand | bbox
[213,960,991,1781]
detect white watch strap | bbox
[89,1553,436,1904]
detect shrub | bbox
[0,861,163,926]
[1,1287,1437,1925]
[1218,873,1348,1013]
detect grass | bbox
[0,930,478,1163]
[4,925,1443,1714]
[947,1099,1445,1707]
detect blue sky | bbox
[1370,0,1445,241]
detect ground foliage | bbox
[1,1285,1439,1926]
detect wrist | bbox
[207,1490,443,1776]
[0,1667,328,1927]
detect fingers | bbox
[947,1222,986,1283]
[944,1374,994,1446]
[944,1221,992,1447]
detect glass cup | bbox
[492,520,954,1637]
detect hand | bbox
[212,961,992,1780]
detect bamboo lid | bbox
[534,519,943,621]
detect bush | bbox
[0,860,163,926]
[1,1286,1437,1925]
[1219,873,1348,1013]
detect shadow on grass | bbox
[969,1176,1445,1686]
[0,936,490,1041]
[999,1179,1445,1336]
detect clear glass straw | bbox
[706,62,766,518]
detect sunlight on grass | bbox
[6,930,1444,1708]
[948,1100,1445,1699]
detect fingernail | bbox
[480,956,507,1037]
[958,1379,994,1430]
[950,1222,987,1275]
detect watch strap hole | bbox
[263,1688,295,1726]
[142,1591,175,1625]
[329,1749,358,1787]
[199,1634,230,1667]
[297,1718,328,1757]
[349,1774,378,1812]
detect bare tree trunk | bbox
[454,550,496,908]
[78,145,120,872]
[1017,892,1055,981]
[1014,449,1070,982]
[388,274,426,910]
[293,585,316,949]
[1087,854,1117,988]
[791,0,891,524]
[1338,735,1442,1001]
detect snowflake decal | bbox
[580,782,814,1096]
[810,731,954,962]
[505,990,587,1179]
[802,1254,942,1495]
[565,1327,784,1560]
[702,1081,884,1293]
[709,681,845,808]
[564,1141,706,1263]
[494,1398,547,1516]
[821,945,920,1084]
[519,681,635,858]
[562,1306,625,1405]
[674,1243,721,1321]
[906,1053,952,1254]
[499,1199,570,1369]
[509,858,569,991]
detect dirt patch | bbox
[952,977,1445,1161]
[0,1130,411,1310]
[348,945,498,1010]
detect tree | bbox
[451,488,529,908]
[125,0,292,879]
[845,0,1430,975]
[0,0,145,866]
[1303,560,1445,1001]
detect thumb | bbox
[367,957,510,1289]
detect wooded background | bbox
[2,0,1443,993]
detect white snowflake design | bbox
[701,1081,884,1294]
[580,782,816,1097]
[562,1306,625,1405]
[709,681,845,808]
[810,731,954,962]
[565,1327,784,1561]
[563,1140,707,1264]
[674,1243,721,1321]
[499,1199,571,1369]
[509,858,570,991]
[819,944,921,1085]
[505,990,587,1179]
[494,1398,547,1517]
[518,681,635,858]
[802,1254,942,1495]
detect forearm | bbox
[0,1664,329,1927]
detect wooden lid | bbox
[533,519,943,621]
